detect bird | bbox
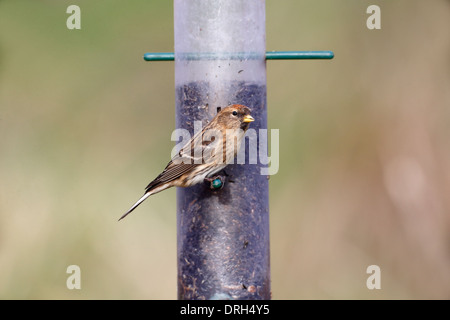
[119,104,255,221]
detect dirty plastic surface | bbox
[174,0,270,300]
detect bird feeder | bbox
[144,0,333,300]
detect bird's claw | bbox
[222,170,235,183]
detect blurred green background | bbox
[1,0,450,299]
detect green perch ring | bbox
[211,178,223,190]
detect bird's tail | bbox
[119,192,152,221]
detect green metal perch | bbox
[143,51,334,61]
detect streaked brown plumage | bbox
[120,104,254,220]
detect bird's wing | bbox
[145,161,198,191]
[177,123,224,165]
[145,119,223,192]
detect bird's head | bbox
[216,104,255,131]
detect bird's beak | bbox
[243,115,255,123]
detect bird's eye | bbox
[232,111,238,116]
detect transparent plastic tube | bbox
[175,0,270,300]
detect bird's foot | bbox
[204,169,236,190]
[222,169,235,183]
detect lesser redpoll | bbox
[120,104,254,220]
